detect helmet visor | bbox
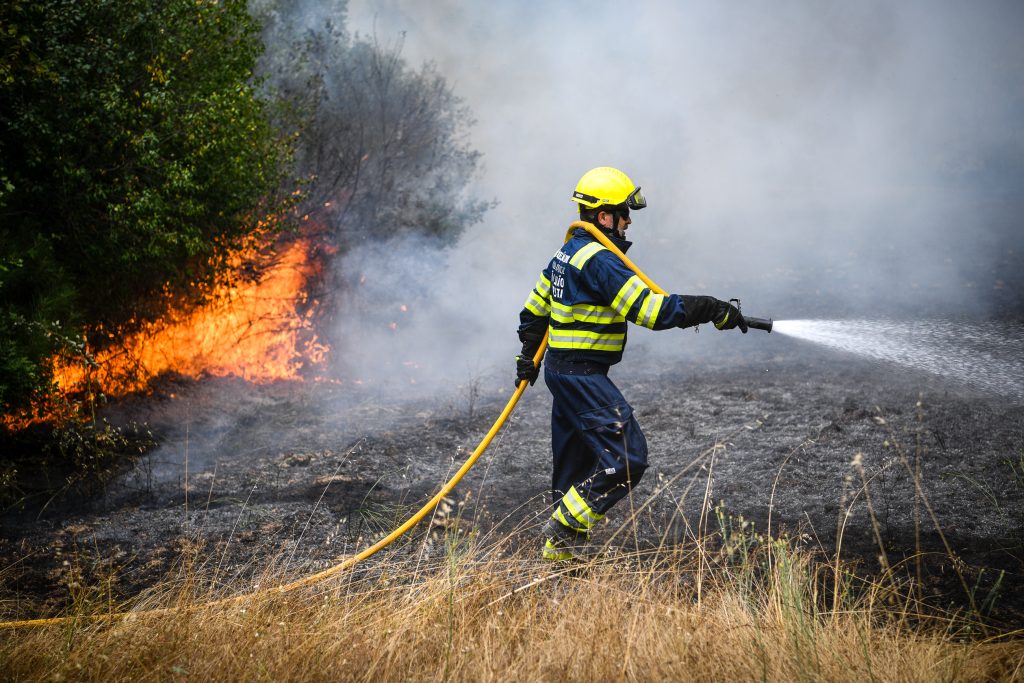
[626,186,647,210]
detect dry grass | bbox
[2,526,1023,683]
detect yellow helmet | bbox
[570,166,647,211]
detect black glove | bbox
[518,326,543,355]
[681,295,748,333]
[713,299,748,333]
[516,354,540,387]
[515,326,544,387]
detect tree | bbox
[254,0,490,248]
[253,0,491,342]
[0,0,292,414]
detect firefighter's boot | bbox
[541,518,590,561]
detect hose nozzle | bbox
[744,316,772,333]
[728,299,772,333]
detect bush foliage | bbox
[254,0,489,248]
[1,0,489,507]
[252,0,491,340]
[0,0,291,413]
[2,0,488,421]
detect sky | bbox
[331,0,1024,387]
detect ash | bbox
[2,340,1022,624]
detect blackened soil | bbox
[2,342,1022,627]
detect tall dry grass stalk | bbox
[2,530,1022,683]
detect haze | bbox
[333,0,1023,385]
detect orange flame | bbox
[56,237,328,397]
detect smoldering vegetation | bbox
[1,343,1022,619]
[252,0,492,367]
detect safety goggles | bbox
[625,186,646,210]
[574,186,647,211]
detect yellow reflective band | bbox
[571,303,623,324]
[535,274,551,297]
[550,301,575,324]
[564,486,604,528]
[548,328,625,352]
[523,289,550,316]
[524,301,547,316]
[715,310,728,329]
[569,242,607,269]
[543,539,573,561]
[636,292,665,329]
[569,486,604,525]
[611,275,645,317]
[553,301,624,324]
[553,507,582,531]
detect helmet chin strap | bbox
[608,209,626,239]
[582,207,621,240]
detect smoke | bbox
[312,1,1024,392]
[115,0,1024,506]
[328,234,510,392]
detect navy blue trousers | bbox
[544,367,649,516]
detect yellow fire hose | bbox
[0,222,664,630]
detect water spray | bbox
[771,319,1024,402]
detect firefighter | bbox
[516,166,748,560]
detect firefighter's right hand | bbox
[515,354,540,387]
[713,299,748,333]
[681,295,747,332]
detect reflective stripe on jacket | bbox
[519,226,690,366]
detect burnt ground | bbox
[1,340,1023,627]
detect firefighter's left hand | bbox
[515,354,540,387]
[713,300,748,333]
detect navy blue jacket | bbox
[519,226,691,366]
